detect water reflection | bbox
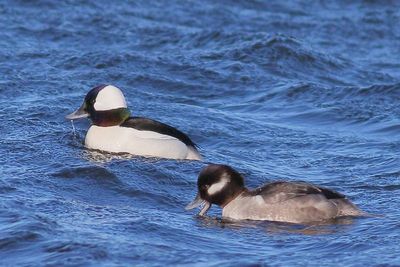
[195,215,358,235]
[82,149,135,164]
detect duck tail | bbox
[332,199,366,217]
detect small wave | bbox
[196,34,350,82]
[57,51,145,70]
[357,184,400,192]
[51,165,120,183]
[370,124,400,135]
[44,241,106,256]
[0,211,57,253]
[0,184,16,194]
[255,81,400,104]
[0,231,40,250]
[241,82,400,135]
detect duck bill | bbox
[185,193,211,216]
[66,103,89,120]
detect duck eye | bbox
[201,184,209,190]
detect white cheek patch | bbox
[94,85,127,111]
[208,175,229,195]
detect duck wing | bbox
[121,117,198,148]
[251,181,345,204]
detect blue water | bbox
[1,0,400,266]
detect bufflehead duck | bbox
[186,164,364,223]
[66,84,202,160]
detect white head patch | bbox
[94,85,127,111]
[208,173,229,195]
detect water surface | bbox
[1,0,400,266]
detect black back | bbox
[121,117,198,148]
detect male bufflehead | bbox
[186,164,364,223]
[66,84,202,160]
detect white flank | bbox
[94,85,127,111]
[186,146,202,160]
[255,195,265,205]
[208,174,229,195]
[85,126,199,160]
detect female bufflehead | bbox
[66,84,202,160]
[186,164,364,223]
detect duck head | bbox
[186,164,245,216]
[66,84,130,126]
